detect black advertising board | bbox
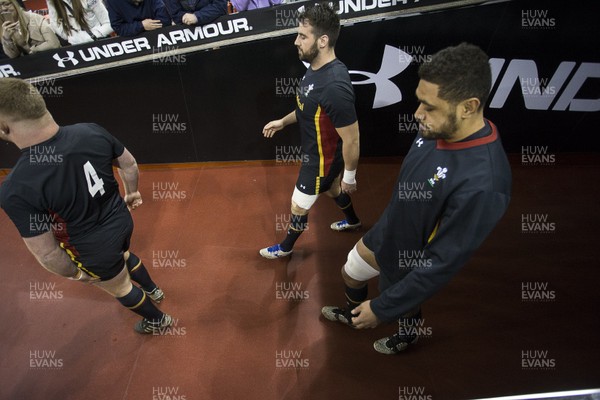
[0,0,461,80]
[0,0,598,168]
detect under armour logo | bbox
[349,45,412,109]
[416,138,423,147]
[53,52,79,68]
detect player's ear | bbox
[460,97,481,118]
[319,34,329,49]
[0,121,10,135]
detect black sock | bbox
[345,284,368,310]
[117,285,163,322]
[126,252,157,293]
[398,309,422,340]
[280,214,308,252]
[334,193,360,224]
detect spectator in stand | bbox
[46,0,114,45]
[0,0,60,58]
[165,0,226,26]
[230,0,280,12]
[105,0,171,37]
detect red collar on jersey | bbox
[436,120,498,150]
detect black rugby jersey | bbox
[0,124,126,246]
[295,58,357,178]
[363,120,512,322]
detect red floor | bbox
[0,156,599,400]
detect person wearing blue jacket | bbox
[230,0,280,12]
[105,0,171,37]
[164,0,226,26]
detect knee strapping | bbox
[343,244,379,281]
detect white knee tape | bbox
[344,244,379,281]
[292,187,319,210]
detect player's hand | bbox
[67,269,100,284]
[79,274,100,284]
[124,191,143,210]
[351,300,380,329]
[142,19,162,31]
[182,13,198,25]
[263,119,284,138]
[341,180,357,194]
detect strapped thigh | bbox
[292,186,319,210]
[344,244,380,281]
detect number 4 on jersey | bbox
[83,161,105,197]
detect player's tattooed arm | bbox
[114,148,142,210]
[22,232,79,278]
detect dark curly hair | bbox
[418,43,491,111]
[298,3,340,47]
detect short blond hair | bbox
[0,78,47,121]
